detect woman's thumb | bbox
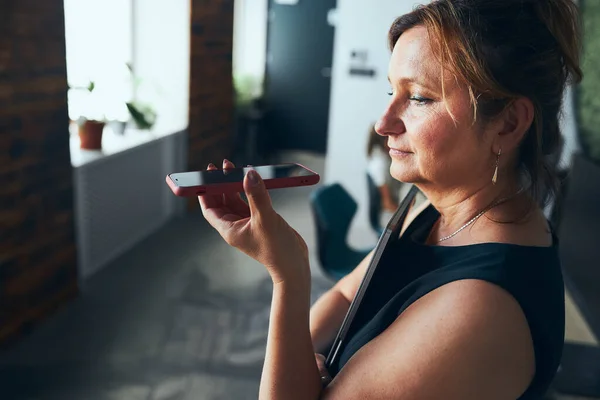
[244,169,272,217]
[315,354,332,387]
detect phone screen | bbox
[170,164,316,187]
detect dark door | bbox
[264,0,336,155]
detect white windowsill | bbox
[69,123,187,168]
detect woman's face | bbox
[376,26,496,191]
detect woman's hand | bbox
[198,160,310,284]
[315,353,332,388]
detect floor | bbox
[0,153,597,400]
[0,153,346,400]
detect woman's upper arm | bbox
[333,250,374,304]
[321,279,535,400]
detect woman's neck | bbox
[417,178,526,242]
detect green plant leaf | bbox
[126,102,157,130]
[578,0,600,164]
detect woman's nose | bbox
[375,105,406,137]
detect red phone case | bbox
[165,163,320,197]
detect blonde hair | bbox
[388,0,582,205]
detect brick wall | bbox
[0,0,78,343]
[0,0,236,341]
[188,0,235,175]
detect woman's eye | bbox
[409,95,431,105]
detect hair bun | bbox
[534,0,583,84]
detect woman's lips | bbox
[389,148,412,157]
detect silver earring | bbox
[492,148,502,184]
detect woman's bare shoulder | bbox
[471,205,553,248]
[321,279,535,400]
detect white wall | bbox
[133,0,191,133]
[74,131,187,283]
[325,0,580,242]
[560,86,580,169]
[325,0,418,242]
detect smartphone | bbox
[166,163,320,197]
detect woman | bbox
[199,0,582,398]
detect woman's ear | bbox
[496,97,535,152]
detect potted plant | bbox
[552,2,600,396]
[577,0,600,169]
[69,64,158,150]
[125,63,158,130]
[553,0,600,230]
[126,101,157,130]
[233,73,265,163]
[71,81,105,150]
[567,0,600,231]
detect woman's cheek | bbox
[406,117,438,152]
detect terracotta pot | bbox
[79,120,105,150]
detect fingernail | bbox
[247,169,259,186]
[208,163,216,169]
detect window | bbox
[64,0,134,122]
[65,0,190,135]
[233,0,268,98]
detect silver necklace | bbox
[436,187,526,243]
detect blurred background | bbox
[0,0,599,399]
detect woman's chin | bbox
[390,165,419,183]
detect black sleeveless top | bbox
[330,205,564,399]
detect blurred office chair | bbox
[366,173,385,236]
[310,183,372,281]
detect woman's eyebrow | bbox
[388,75,439,92]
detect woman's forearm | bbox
[310,289,351,354]
[259,279,322,400]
